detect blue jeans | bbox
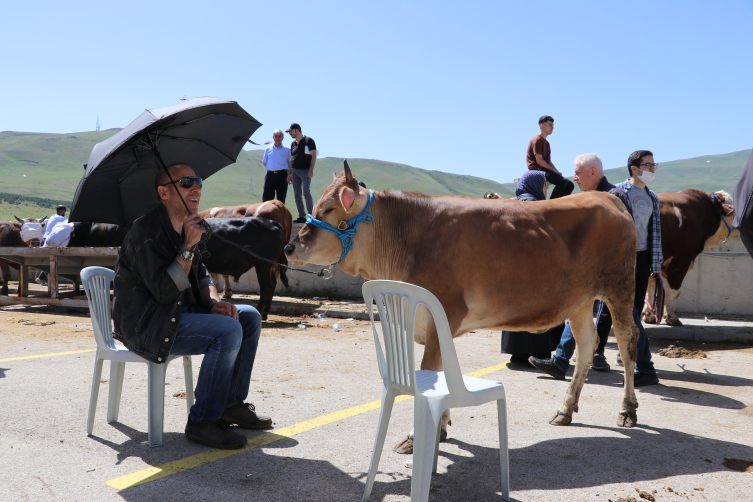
[170,304,262,422]
[290,169,313,219]
[551,305,655,375]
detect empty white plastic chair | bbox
[361,280,509,502]
[81,266,194,447]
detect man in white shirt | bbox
[35,205,68,285]
[261,130,291,204]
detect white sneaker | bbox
[616,353,624,367]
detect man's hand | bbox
[287,172,292,184]
[308,168,314,179]
[183,213,206,249]
[210,300,239,321]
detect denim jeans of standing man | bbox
[551,305,655,375]
[170,304,262,423]
[290,168,314,220]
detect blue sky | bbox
[1,0,751,184]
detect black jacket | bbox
[113,204,212,363]
[596,176,633,218]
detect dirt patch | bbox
[658,345,707,359]
[723,458,753,473]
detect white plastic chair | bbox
[361,280,509,502]
[81,266,194,447]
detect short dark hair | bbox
[627,150,653,176]
[538,115,554,125]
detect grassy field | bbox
[1,130,750,218]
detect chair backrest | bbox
[362,280,468,396]
[80,266,116,352]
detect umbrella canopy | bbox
[70,97,261,227]
[733,148,753,259]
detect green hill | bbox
[0,129,749,221]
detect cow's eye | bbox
[323,208,334,215]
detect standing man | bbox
[113,164,272,450]
[35,205,68,285]
[529,152,660,386]
[262,129,291,204]
[286,123,317,223]
[526,116,574,200]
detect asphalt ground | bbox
[1,301,752,502]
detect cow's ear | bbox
[722,203,735,216]
[340,186,358,212]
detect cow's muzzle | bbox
[284,244,295,256]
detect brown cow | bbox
[198,200,292,298]
[285,161,641,452]
[0,216,47,295]
[642,189,738,326]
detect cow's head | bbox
[15,215,47,246]
[285,160,370,266]
[705,191,740,247]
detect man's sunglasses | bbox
[160,176,203,189]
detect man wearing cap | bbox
[262,130,291,204]
[286,123,317,223]
[526,116,575,200]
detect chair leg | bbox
[432,418,441,474]
[183,356,194,416]
[362,387,397,502]
[107,361,126,423]
[497,398,510,501]
[87,357,104,436]
[411,399,442,502]
[147,362,168,448]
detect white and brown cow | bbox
[286,161,641,452]
[642,189,738,326]
[0,216,47,295]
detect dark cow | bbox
[0,216,48,295]
[642,189,738,326]
[201,217,286,320]
[199,200,292,298]
[68,222,127,248]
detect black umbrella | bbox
[70,97,263,227]
[733,148,753,259]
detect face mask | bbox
[636,169,655,184]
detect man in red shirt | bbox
[526,116,574,199]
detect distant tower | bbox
[95,116,101,131]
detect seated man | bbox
[529,153,659,386]
[113,164,272,449]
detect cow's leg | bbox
[611,302,640,427]
[222,275,234,299]
[0,258,9,296]
[641,274,657,324]
[550,302,598,426]
[663,279,683,326]
[254,267,272,321]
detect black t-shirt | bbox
[290,136,316,170]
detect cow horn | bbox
[40,215,47,223]
[343,160,354,183]
[14,215,24,224]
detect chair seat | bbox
[416,370,505,406]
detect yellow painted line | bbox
[0,348,96,362]
[107,361,510,491]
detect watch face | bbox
[181,250,193,261]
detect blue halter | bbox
[305,189,375,265]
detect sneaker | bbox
[633,373,659,387]
[591,353,611,371]
[528,356,566,380]
[221,402,273,430]
[293,217,306,224]
[185,418,247,449]
[616,353,624,367]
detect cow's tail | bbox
[279,254,290,288]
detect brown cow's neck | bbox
[338,191,431,281]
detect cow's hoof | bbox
[222,291,233,299]
[666,318,683,326]
[617,411,637,428]
[642,313,656,324]
[440,429,448,442]
[261,313,268,321]
[393,436,413,454]
[549,410,572,426]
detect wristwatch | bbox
[180,249,194,261]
